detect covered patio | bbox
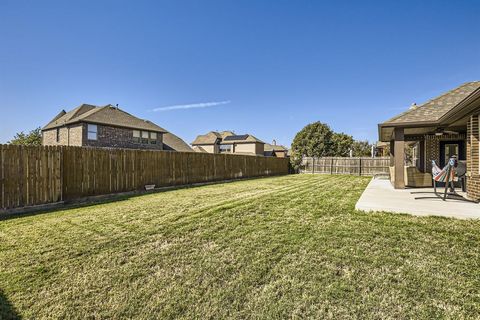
[378,81,480,202]
[356,177,480,219]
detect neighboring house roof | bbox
[381,81,480,125]
[192,146,208,153]
[219,131,234,138]
[264,143,288,152]
[163,132,193,152]
[191,131,264,145]
[43,104,167,133]
[191,131,221,145]
[219,134,264,144]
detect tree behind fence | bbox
[300,157,390,176]
[0,145,289,211]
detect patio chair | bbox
[456,160,467,192]
[412,157,477,203]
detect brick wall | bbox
[42,124,83,146]
[43,123,163,151]
[425,137,439,173]
[424,134,466,173]
[467,114,480,200]
[82,123,163,150]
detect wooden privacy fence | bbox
[300,157,390,176]
[0,145,289,211]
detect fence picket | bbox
[0,145,289,212]
[301,157,390,176]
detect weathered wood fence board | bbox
[300,157,390,176]
[0,145,63,210]
[0,145,289,211]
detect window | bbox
[133,130,140,143]
[444,143,459,165]
[219,144,232,153]
[56,128,60,142]
[87,124,98,140]
[141,131,149,144]
[134,130,158,144]
[150,132,157,144]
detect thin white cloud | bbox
[152,100,231,112]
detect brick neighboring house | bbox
[42,104,191,152]
[378,81,480,201]
[264,140,289,158]
[191,131,265,156]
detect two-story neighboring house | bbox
[42,104,191,152]
[191,131,265,156]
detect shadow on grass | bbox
[0,194,135,222]
[0,175,283,221]
[0,290,21,320]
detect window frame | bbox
[133,130,141,143]
[150,132,157,144]
[219,144,233,153]
[141,131,149,144]
[87,124,98,141]
[56,128,60,142]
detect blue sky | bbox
[1,0,480,146]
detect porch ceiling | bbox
[379,125,467,142]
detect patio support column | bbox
[389,140,395,167]
[393,127,405,189]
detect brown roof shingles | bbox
[382,81,480,125]
[163,132,193,152]
[43,104,167,133]
[219,134,265,144]
[192,131,266,147]
[191,132,221,145]
[264,143,288,152]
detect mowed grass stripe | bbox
[165,175,337,228]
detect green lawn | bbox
[1,175,480,319]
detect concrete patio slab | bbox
[356,177,480,219]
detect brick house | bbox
[42,104,191,151]
[191,131,265,156]
[378,81,480,201]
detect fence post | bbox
[330,158,334,175]
[60,146,64,202]
[359,158,362,176]
[312,157,315,174]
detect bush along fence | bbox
[300,157,390,176]
[0,145,290,212]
